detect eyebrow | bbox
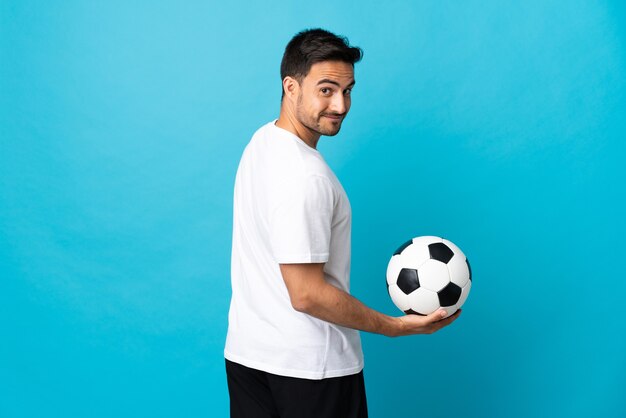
[316,78,356,88]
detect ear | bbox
[282,76,299,101]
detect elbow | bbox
[290,292,315,314]
[279,262,326,314]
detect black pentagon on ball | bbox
[466,258,472,281]
[428,242,454,264]
[396,268,420,295]
[393,239,413,255]
[438,282,462,307]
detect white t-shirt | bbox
[224,120,364,380]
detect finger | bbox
[434,309,462,328]
[424,309,448,324]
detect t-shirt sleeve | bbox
[269,175,335,264]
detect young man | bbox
[225,28,460,418]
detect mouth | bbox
[322,115,343,121]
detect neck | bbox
[275,105,320,150]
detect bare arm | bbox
[279,263,461,337]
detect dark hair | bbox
[280,28,363,98]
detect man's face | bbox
[294,60,355,137]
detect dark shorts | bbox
[225,359,368,418]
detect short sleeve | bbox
[269,175,335,264]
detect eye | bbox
[320,87,332,95]
[344,88,352,96]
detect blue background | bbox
[2,1,625,417]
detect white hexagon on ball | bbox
[417,259,450,292]
[406,287,440,315]
[387,284,411,312]
[386,255,404,286]
[447,253,470,287]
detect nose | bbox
[329,92,347,115]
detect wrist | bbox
[382,315,404,337]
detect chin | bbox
[319,122,342,137]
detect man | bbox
[225,28,460,418]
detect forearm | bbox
[297,280,402,337]
[280,263,455,337]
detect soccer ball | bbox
[386,236,472,318]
